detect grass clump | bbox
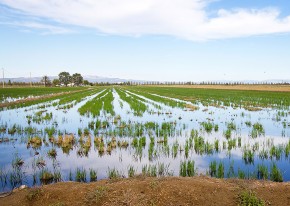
[270,163,283,182]
[85,186,108,205]
[26,188,42,201]
[76,168,87,182]
[89,169,97,182]
[107,167,122,179]
[238,190,265,206]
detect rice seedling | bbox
[251,122,265,138]
[227,161,235,178]
[269,145,283,160]
[89,169,97,182]
[36,157,46,168]
[243,149,255,164]
[224,129,232,139]
[172,141,179,158]
[259,149,268,159]
[217,162,224,178]
[227,122,237,131]
[214,139,219,152]
[214,124,219,132]
[47,148,57,159]
[245,121,252,127]
[180,160,196,177]
[209,161,217,177]
[76,168,87,182]
[257,164,268,180]
[53,171,62,182]
[107,167,121,179]
[270,163,283,182]
[12,154,24,168]
[127,165,136,177]
[39,169,54,184]
[227,138,237,150]
[45,127,56,137]
[27,136,42,148]
[238,169,246,179]
[200,121,214,133]
[184,140,189,158]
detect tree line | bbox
[41,72,91,87]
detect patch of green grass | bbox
[238,190,265,206]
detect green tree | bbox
[58,72,71,86]
[72,73,83,86]
[41,75,51,87]
[83,80,89,85]
[52,79,60,86]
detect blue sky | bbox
[0,0,290,81]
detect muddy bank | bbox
[1,176,290,206]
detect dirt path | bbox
[146,85,290,92]
[1,176,290,206]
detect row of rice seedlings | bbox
[179,160,196,177]
[200,121,219,133]
[102,89,115,116]
[132,86,290,109]
[57,88,100,106]
[94,136,129,156]
[208,161,225,178]
[126,87,186,108]
[209,160,283,182]
[141,163,172,177]
[78,89,108,116]
[115,89,147,116]
[28,111,53,124]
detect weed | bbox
[26,188,42,201]
[238,190,265,206]
[89,169,97,182]
[270,163,283,182]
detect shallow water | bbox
[0,88,289,191]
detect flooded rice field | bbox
[0,87,289,192]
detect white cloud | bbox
[0,21,74,34]
[1,0,290,40]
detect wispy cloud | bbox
[1,0,290,40]
[0,4,74,34]
[1,21,74,34]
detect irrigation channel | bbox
[0,87,289,192]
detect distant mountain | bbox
[2,76,290,84]
[2,75,145,84]
[83,75,144,83]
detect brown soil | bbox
[0,89,86,108]
[1,176,290,206]
[146,85,290,92]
